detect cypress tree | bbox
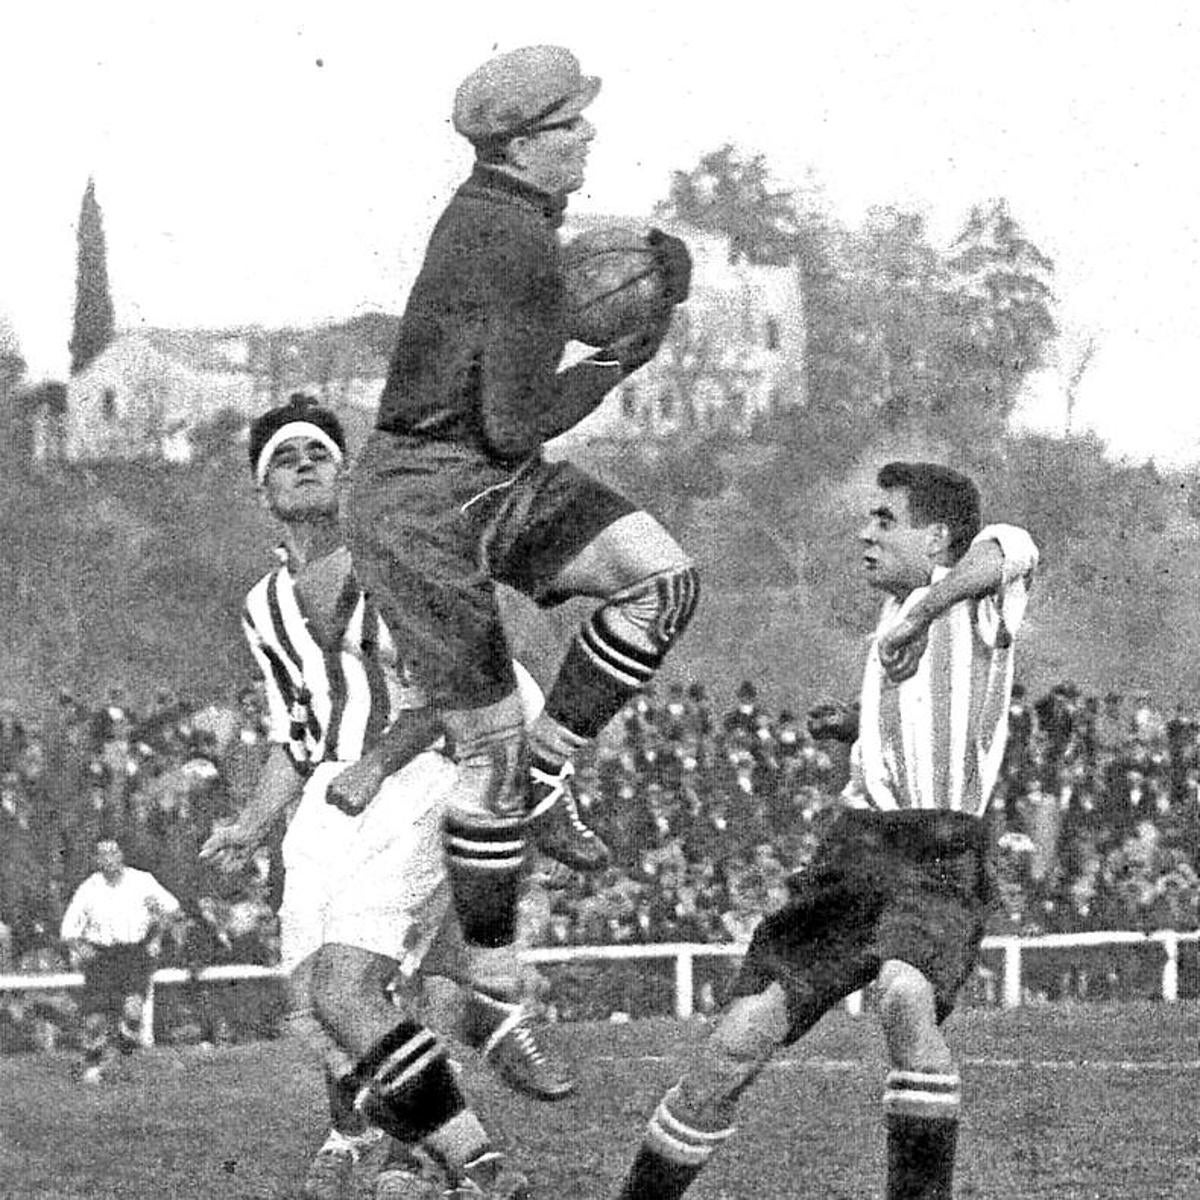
[68,177,116,375]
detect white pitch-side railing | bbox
[1,930,1198,1045]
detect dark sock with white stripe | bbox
[884,1069,960,1200]
[542,609,662,744]
[441,813,525,947]
[616,1087,734,1200]
[353,1021,467,1144]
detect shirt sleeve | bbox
[972,523,1039,646]
[144,874,182,919]
[477,222,623,458]
[59,882,90,942]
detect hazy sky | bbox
[3,1,1198,463]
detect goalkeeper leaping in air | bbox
[344,44,695,1016]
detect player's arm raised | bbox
[477,265,612,456]
[879,525,1038,682]
[478,229,690,457]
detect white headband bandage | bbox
[255,421,344,485]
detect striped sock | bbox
[544,610,662,741]
[353,1021,465,1144]
[883,1069,961,1200]
[441,813,526,947]
[616,1087,734,1200]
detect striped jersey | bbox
[845,523,1038,817]
[242,548,425,769]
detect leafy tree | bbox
[0,320,27,473]
[189,408,248,464]
[944,198,1057,418]
[655,143,804,265]
[816,206,954,428]
[69,178,116,375]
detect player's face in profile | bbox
[514,116,595,195]
[262,435,341,520]
[859,486,934,597]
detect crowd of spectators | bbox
[3,676,1200,1038]
[524,681,842,951]
[524,679,1200,955]
[0,686,281,1045]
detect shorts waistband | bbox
[838,807,988,854]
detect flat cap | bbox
[452,45,600,146]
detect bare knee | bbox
[676,985,789,1120]
[310,943,396,1033]
[878,960,950,1071]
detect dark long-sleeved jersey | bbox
[375,165,623,462]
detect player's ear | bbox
[504,134,533,170]
[925,521,952,558]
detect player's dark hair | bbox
[877,462,981,561]
[248,393,346,477]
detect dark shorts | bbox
[734,809,993,1041]
[345,432,635,707]
[80,943,153,1018]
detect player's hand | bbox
[598,306,674,372]
[877,612,931,684]
[647,228,692,304]
[326,758,386,815]
[69,939,97,966]
[199,821,258,874]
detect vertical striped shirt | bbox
[846,523,1038,816]
[242,549,425,769]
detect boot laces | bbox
[511,1018,548,1066]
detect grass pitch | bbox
[2,1002,1198,1199]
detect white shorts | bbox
[278,752,457,973]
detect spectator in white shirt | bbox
[59,839,182,1083]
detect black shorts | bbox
[80,943,153,1018]
[733,809,993,1041]
[345,432,635,707]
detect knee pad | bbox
[440,694,529,948]
[593,565,700,672]
[442,693,527,819]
